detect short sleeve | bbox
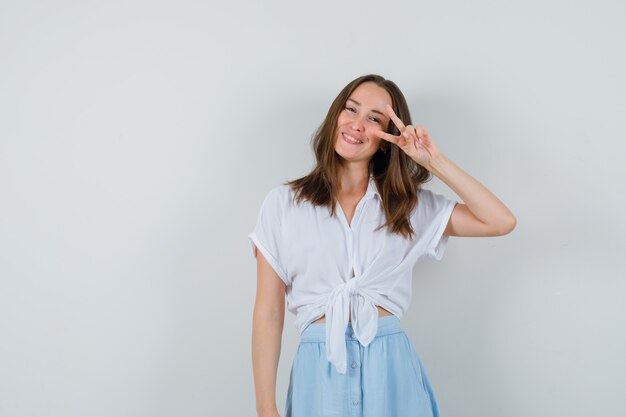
[412,188,458,261]
[248,187,289,285]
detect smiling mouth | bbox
[342,132,364,144]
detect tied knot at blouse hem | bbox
[249,175,457,374]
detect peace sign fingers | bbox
[372,104,406,146]
[385,104,405,132]
[373,103,440,169]
[373,129,403,146]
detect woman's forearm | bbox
[252,307,284,416]
[426,152,516,233]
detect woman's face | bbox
[334,81,392,164]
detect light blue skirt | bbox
[285,315,440,417]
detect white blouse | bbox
[248,174,457,374]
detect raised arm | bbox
[375,104,516,237]
[427,153,516,237]
[252,249,286,417]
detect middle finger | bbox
[386,104,405,132]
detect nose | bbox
[350,114,366,131]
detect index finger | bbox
[373,129,401,145]
[386,104,405,131]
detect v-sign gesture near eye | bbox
[374,104,440,170]
[374,103,517,238]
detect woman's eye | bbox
[370,117,380,123]
[345,106,356,112]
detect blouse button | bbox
[352,399,360,406]
[351,361,358,369]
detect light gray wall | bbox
[1,1,624,416]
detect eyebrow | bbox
[347,98,387,118]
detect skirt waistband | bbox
[300,315,403,343]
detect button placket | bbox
[346,231,354,279]
[347,340,362,414]
[351,198,369,279]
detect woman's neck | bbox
[338,165,369,195]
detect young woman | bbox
[249,74,516,417]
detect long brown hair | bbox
[286,74,432,239]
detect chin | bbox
[335,150,372,164]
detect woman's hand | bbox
[374,104,442,170]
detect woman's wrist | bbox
[423,151,449,176]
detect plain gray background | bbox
[1,0,624,416]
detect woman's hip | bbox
[286,315,439,416]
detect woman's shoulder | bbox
[416,186,436,200]
[413,186,457,218]
[417,186,455,203]
[259,183,297,210]
[266,182,295,199]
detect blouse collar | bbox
[366,174,381,200]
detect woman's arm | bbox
[375,104,516,237]
[252,249,286,417]
[427,153,517,237]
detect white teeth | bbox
[344,133,363,144]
